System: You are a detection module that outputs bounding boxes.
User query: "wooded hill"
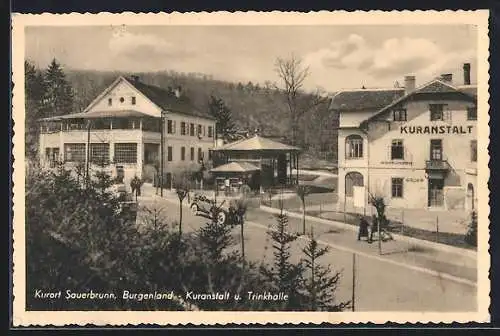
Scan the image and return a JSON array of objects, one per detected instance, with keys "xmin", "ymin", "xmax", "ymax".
[{"xmin": 25, "ymin": 60, "xmax": 339, "ymax": 167}]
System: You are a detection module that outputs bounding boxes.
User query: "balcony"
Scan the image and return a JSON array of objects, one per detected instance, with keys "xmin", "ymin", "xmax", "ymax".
[{"xmin": 425, "ymin": 159, "xmax": 451, "ymax": 171}]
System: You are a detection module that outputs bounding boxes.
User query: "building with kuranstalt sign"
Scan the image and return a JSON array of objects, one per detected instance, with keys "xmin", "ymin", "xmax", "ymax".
[
  {"xmin": 331, "ymin": 63, "xmax": 477, "ymax": 211},
  {"xmin": 38, "ymin": 75, "xmax": 216, "ymax": 188}
]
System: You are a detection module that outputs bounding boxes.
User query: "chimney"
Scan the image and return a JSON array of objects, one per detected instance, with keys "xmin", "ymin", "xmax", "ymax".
[
  {"xmin": 463, "ymin": 63, "xmax": 471, "ymax": 85},
  {"xmin": 404, "ymin": 75, "xmax": 416, "ymax": 93},
  {"xmin": 440, "ymin": 73, "xmax": 453, "ymax": 84},
  {"xmin": 174, "ymin": 86, "xmax": 182, "ymax": 98}
]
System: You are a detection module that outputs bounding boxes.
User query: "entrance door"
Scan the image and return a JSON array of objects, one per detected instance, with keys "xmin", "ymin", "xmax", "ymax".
[
  {"xmin": 428, "ymin": 178, "xmax": 444, "ymax": 207},
  {"xmin": 430, "ymin": 139, "xmax": 443, "ymax": 160}
]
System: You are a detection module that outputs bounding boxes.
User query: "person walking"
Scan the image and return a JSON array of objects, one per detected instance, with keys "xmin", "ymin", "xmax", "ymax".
[{"xmin": 358, "ymin": 215, "xmax": 369, "ymax": 242}]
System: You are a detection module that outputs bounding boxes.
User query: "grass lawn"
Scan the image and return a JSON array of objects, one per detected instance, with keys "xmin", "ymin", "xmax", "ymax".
[{"xmin": 307, "ymin": 210, "xmax": 476, "ymax": 251}]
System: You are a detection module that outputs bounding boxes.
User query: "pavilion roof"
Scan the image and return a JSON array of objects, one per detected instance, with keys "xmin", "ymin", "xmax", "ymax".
[{"xmin": 213, "ymin": 135, "xmax": 300, "ymax": 152}]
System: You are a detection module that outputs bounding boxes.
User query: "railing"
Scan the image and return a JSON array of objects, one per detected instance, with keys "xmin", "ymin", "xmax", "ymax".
[{"xmin": 425, "ymin": 159, "xmax": 450, "ymax": 171}]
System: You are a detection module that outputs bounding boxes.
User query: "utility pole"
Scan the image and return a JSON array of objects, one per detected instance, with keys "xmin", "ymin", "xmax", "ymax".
[
  {"xmin": 160, "ymin": 113, "xmax": 165, "ymax": 197},
  {"xmin": 85, "ymin": 119, "xmax": 91, "ymax": 187},
  {"xmin": 351, "ymin": 252, "xmax": 356, "ymax": 312},
  {"xmin": 378, "ymin": 215, "xmax": 382, "ymax": 255}
]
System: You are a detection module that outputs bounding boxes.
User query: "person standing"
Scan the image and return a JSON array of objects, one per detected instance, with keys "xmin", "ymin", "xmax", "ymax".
[{"xmin": 358, "ymin": 216, "xmax": 369, "ymax": 241}]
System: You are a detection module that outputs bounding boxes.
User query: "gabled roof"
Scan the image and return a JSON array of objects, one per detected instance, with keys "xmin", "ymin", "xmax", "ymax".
[
  {"xmin": 210, "ymin": 161, "xmax": 260, "ymax": 173},
  {"xmin": 40, "ymin": 109, "xmax": 155, "ymax": 121},
  {"xmin": 83, "ymin": 76, "xmax": 214, "ymax": 120},
  {"xmin": 126, "ymin": 77, "xmax": 215, "ymax": 120},
  {"xmin": 213, "ymin": 135, "xmax": 300, "ymax": 152},
  {"xmin": 457, "ymin": 85, "xmax": 478, "ymax": 98},
  {"xmin": 362, "ymin": 79, "xmax": 477, "ymax": 124},
  {"xmin": 329, "ymin": 88, "xmax": 405, "ymax": 111}
]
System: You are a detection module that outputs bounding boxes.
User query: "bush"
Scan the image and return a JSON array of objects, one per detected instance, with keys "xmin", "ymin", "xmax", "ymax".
[{"xmin": 465, "ymin": 211, "xmax": 478, "ymax": 247}]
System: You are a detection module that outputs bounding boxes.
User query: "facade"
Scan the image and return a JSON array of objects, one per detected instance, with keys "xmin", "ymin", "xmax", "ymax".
[
  {"xmin": 332, "ymin": 63, "xmax": 478, "ymax": 211},
  {"xmin": 39, "ymin": 76, "xmax": 216, "ymax": 187}
]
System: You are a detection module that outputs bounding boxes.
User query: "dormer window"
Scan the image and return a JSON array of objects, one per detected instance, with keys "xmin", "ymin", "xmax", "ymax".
[
  {"xmin": 131, "ymin": 96, "xmax": 136, "ymax": 105},
  {"xmin": 430, "ymin": 104, "xmax": 446, "ymax": 121},
  {"xmin": 393, "ymin": 108, "xmax": 407, "ymax": 121},
  {"xmin": 108, "ymin": 98, "xmax": 112, "ymax": 106}
]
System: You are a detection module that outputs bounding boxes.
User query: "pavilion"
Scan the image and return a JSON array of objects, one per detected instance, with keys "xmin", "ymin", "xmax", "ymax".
[{"xmin": 211, "ymin": 134, "xmax": 301, "ymax": 191}]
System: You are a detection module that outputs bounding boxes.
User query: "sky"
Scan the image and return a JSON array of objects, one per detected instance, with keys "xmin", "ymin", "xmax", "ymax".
[{"xmin": 25, "ymin": 25, "xmax": 478, "ymax": 93}]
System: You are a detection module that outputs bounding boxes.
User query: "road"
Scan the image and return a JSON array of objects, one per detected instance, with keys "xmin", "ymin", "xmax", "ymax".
[{"xmin": 136, "ymin": 194, "xmax": 477, "ymax": 312}]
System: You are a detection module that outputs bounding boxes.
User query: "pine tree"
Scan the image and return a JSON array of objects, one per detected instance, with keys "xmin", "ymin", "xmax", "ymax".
[
  {"xmin": 25, "ymin": 60, "xmax": 46, "ymax": 159},
  {"xmin": 207, "ymin": 95, "xmax": 236, "ymax": 140},
  {"xmin": 301, "ymin": 231, "xmax": 350, "ymax": 311},
  {"xmin": 42, "ymin": 58, "xmax": 75, "ymax": 118},
  {"xmin": 261, "ymin": 206, "xmax": 304, "ymax": 309}
]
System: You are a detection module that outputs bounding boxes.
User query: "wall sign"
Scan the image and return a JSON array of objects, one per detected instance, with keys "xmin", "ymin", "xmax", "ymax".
[
  {"xmin": 405, "ymin": 177, "xmax": 424, "ymax": 182},
  {"xmin": 400, "ymin": 125, "xmax": 474, "ymax": 135},
  {"xmin": 380, "ymin": 161, "xmax": 413, "ymax": 166}
]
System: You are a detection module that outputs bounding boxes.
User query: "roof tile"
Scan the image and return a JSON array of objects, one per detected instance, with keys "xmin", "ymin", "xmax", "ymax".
[{"xmin": 330, "ymin": 89, "xmax": 405, "ymax": 111}]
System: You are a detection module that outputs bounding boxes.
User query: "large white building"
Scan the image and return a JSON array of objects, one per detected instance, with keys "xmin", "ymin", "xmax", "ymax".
[
  {"xmin": 332, "ymin": 63, "xmax": 478, "ymax": 211},
  {"xmin": 39, "ymin": 76, "xmax": 216, "ymax": 187}
]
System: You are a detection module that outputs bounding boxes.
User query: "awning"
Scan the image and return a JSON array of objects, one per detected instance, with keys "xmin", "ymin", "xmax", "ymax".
[
  {"xmin": 40, "ymin": 109, "xmax": 158, "ymax": 121},
  {"xmin": 210, "ymin": 161, "xmax": 260, "ymax": 173}
]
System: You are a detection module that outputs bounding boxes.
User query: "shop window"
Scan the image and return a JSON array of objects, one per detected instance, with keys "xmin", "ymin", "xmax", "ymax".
[
  {"xmin": 64, "ymin": 143, "xmax": 86, "ymax": 162},
  {"xmin": 90, "ymin": 143, "xmax": 110, "ymax": 164},
  {"xmin": 114, "ymin": 143, "xmax": 137, "ymax": 163}
]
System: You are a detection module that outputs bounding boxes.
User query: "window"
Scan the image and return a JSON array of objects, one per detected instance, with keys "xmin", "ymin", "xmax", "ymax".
[
  {"xmin": 167, "ymin": 146, "xmax": 173, "ymax": 162},
  {"xmin": 345, "ymin": 172, "xmax": 364, "ymax": 197},
  {"xmin": 467, "ymin": 107, "xmax": 477, "ymax": 121},
  {"xmin": 108, "ymin": 98, "xmax": 112, "ymax": 106},
  {"xmin": 90, "ymin": 143, "xmax": 110, "ymax": 164},
  {"xmin": 131, "ymin": 96, "xmax": 136, "ymax": 105},
  {"xmin": 181, "ymin": 147, "xmax": 186, "ymax": 161},
  {"xmin": 119, "ymin": 97, "xmax": 125, "ymax": 103},
  {"xmin": 190, "ymin": 123, "xmax": 195, "ymax": 136},
  {"xmin": 190, "ymin": 147, "xmax": 195, "ymax": 161},
  {"xmin": 430, "ymin": 104, "xmax": 445, "ymax": 121},
  {"xmin": 208, "ymin": 126, "xmax": 213, "ymax": 138},
  {"xmin": 345, "ymin": 135, "xmax": 363, "ymax": 159},
  {"xmin": 391, "ymin": 178, "xmax": 404, "ymax": 198},
  {"xmin": 208, "ymin": 150, "xmax": 212, "ymax": 160},
  {"xmin": 180, "ymin": 122, "xmax": 187, "ymax": 135},
  {"xmin": 198, "ymin": 148, "xmax": 203, "ymax": 162},
  {"xmin": 114, "ymin": 143, "xmax": 137, "ymax": 163},
  {"xmin": 393, "ymin": 109, "xmax": 407, "ymax": 121},
  {"xmin": 391, "ymin": 139, "xmax": 404, "ymax": 160},
  {"xmin": 197, "ymin": 125, "xmax": 203, "ymax": 136},
  {"xmin": 167, "ymin": 120, "xmax": 173, "ymax": 134},
  {"xmin": 430, "ymin": 139, "xmax": 443, "ymax": 160},
  {"xmin": 64, "ymin": 143, "xmax": 86, "ymax": 162},
  {"xmin": 470, "ymin": 140, "xmax": 477, "ymax": 162}
]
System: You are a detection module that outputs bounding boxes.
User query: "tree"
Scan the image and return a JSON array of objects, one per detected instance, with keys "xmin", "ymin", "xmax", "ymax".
[
  {"xmin": 274, "ymin": 54, "xmax": 326, "ymax": 145},
  {"xmin": 208, "ymin": 95, "xmax": 236, "ymax": 140},
  {"xmin": 368, "ymin": 192, "xmax": 388, "ymax": 253},
  {"xmin": 296, "ymin": 185, "xmax": 311, "ymax": 235},
  {"xmin": 41, "ymin": 58, "xmax": 75, "ymax": 118},
  {"xmin": 173, "ymin": 171, "xmax": 191, "ymax": 236},
  {"xmin": 25, "ymin": 60, "xmax": 46, "ymax": 160},
  {"xmin": 261, "ymin": 204, "xmax": 304, "ymax": 309},
  {"xmin": 301, "ymin": 230, "xmax": 350, "ymax": 311}
]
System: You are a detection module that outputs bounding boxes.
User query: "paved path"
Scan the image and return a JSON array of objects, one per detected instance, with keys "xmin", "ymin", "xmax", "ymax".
[{"xmin": 137, "ymin": 186, "xmax": 477, "ymax": 312}]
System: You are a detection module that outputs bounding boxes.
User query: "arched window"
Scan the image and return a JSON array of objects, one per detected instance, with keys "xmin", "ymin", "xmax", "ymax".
[
  {"xmin": 345, "ymin": 172, "xmax": 364, "ymax": 197},
  {"xmin": 345, "ymin": 135, "xmax": 363, "ymax": 159}
]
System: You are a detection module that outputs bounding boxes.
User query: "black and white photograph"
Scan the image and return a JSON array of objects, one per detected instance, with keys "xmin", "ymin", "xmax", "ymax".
[{"xmin": 11, "ymin": 11, "xmax": 490, "ymax": 325}]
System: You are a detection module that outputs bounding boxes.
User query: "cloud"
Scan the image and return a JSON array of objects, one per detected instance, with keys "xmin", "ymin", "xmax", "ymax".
[
  {"xmin": 108, "ymin": 30, "xmax": 194, "ymax": 62},
  {"xmin": 304, "ymin": 34, "xmax": 476, "ymax": 80}
]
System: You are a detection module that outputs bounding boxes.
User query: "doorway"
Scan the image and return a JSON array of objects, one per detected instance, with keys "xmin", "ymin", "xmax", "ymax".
[{"xmin": 428, "ymin": 178, "xmax": 444, "ymax": 207}]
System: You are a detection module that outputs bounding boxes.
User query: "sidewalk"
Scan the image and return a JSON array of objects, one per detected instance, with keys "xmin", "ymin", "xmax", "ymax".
[{"xmin": 139, "ymin": 184, "xmax": 477, "ymax": 285}]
